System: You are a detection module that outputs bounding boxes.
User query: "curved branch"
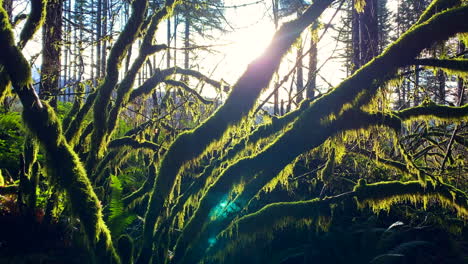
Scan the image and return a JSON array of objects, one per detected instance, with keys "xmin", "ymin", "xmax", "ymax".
[
  {"xmin": 18, "ymin": 0, "xmax": 46, "ymax": 49},
  {"xmin": 108, "ymin": 136, "xmax": 161, "ymax": 152},
  {"xmin": 139, "ymin": 1, "xmax": 335, "ymax": 262},
  {"xmin": 395, "ymin": 103, "xmax": 468, "ymax": 121},
  {"xmin": 163, "ymin": 80, "xmax": 214, "ymax": 105},
  {"xmin": 412, "ymin": 58, "xmax": 468, "ymax": 73},
  {"xmin": 129, "ymin": 66, "xmax": 228, "ymax": 103},
  {"xmin": 175, "ymin": 4, "xmax": 468, "ymax": 260},
  {"xmin": 0, "ymin": 4, "xmax": 119, "ymax": 263},
  {"xmin": 208, "ymin": 180, "xmax": 468, "ymax": 262},
  {"xmin": 88, "ymin": 0, "xmax": 148, "ymax": 166}
]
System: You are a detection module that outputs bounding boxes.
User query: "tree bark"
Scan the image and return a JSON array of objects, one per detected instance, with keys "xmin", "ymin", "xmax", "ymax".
[{"xmin": 40, "ymin": 0, "xmax": 63, "ymax": 108}]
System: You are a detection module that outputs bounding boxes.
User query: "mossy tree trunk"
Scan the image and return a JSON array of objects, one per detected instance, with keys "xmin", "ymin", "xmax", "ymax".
[
  {"xmin": 0, "ymin": 1, "xmax": 120, "ymax": 262},
  {"xmin": 40, "ymin": 0, "xmax": 63, "ymax": 108}
]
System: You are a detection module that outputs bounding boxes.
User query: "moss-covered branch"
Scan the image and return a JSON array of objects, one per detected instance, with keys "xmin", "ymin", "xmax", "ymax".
[
  {"xmin": 138, "ymin": 1, "xmax": 335, "ymax": 262},
  {"xmin": 0, "ymin": 66, "xmax": 11, "ymax": 102},
  {"xmin": 129, "ymin": 66, "xmax": 227, "ymax": 103},
  {"xmin": 174, "ymin": 110, "xmax": 401, "ymax": 263},
  {"xmin": 350, "ymin": 148, "xmax": 410, "ymax": 176},
  {"xmin": 0, "ymin": 3, "xmax": 119, "ymax": 263},
  {"xmin": 395, "ymin": 103, "xmax": 468, "ymax": 121},
  {"xmin": 353, "ymin": 180, "xmax": 468, "ymax": 217},
  {"xmin": 64, "ymin": 91, "xmax": 97, "ymax": 145},
  {"xmin": 207, "ymin": 180, "xmax": 468, "ymax": 262},
  {"xmin": 103, "ymin": 0, "xmax": 180, "ymax": 163},
  {"xmin": 412, "ymin": 58, "xmax": 468, "ymax": 74},
  {"xmin": 163, "ymin": 79, "xmax": 214, "ymax": 105},
  {"xmin": 17, "ymin": 0, "xmax": 46, "ymax": 49},
  {"xmin": 88, "ymin": 0, "xmax": 148, "ymax": 166},
  {"xmin": 173, "ymin": 4, "xmax": 468, "ymax": 263},
  {"xmin": 122, "ymin": 164, "xmax": 157, "ymax": 208},
  {"xmin": 108, "ymin": 136, "xmax": 161, "ymax": 152},
  {"xmin": 168, "ymin": 67, "xmax": 230, "ymax": 92},
  {"xmin": 62, "ymin": 82, "xmax": 85, "ymax": 131}
]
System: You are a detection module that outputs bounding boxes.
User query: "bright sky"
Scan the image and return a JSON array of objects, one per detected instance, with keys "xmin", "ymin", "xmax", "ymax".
[
  {"xmin": 191, "ymin": 0, "xmax": 347, "ymax": 105},
  {"xmin": 17, "ymin": 0, "xmax": 349, "ymax": 106}
]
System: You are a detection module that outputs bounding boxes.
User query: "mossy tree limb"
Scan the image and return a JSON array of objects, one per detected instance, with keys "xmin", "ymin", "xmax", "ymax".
[
  {"xmin": 17, "ymin": 0, "xmax": 46, "ymax": 49},
  {"xmin": 207, "ymin": 180, "xmax": 468, "ymax": 262},
  {"xmin": 137, "ymin": 1, "xmax": 335, "ymax": 263},
  {"xmin": 412, "ymin": 58, "xmax": 468, "ymax": 72},
  {"xmin": 175, "ymin": 110, "xmax": 401, "ymax": 264},
  {"xmin": 88, "ymin": 0, "xmax": 148, "ymax": 167},
  {"xmin": 64, "ymin": 91, "xmax": 97, "ymax": 145},
  {"xmin": 395, "ymin": 103, "xmax": 468, "ymax": 121},
  {"xmin": 103, "ymin": 0, "xmax": 180, "ymax": 163},
  {"xmin": 128, "ymin": 66, "xmax": 228, "ymax": 103},
  {"xmin": 0, "ymin": 3, "xmax": 119, "ymax": 263},
  {"xmin": 173, "ymin": 4, "xmax": 468, "ymax": 263},
  {"xmin": 163, "ymin": 79, "xmax": 214, "ymax": 105},
  {"xmin": 107, "ymin": 136, "xmax": 161, "ymax": 152}
]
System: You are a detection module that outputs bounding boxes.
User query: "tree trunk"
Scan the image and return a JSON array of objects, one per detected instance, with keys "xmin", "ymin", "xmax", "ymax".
[
  {"xmin": 360, "ymin": 0, "xmax": 379, "ymax": 64},
  {"xmin": 351, "ymin": 0, "xmax": 360, "ymax": 73},
  {"xmin": 41, "ymin": 0, "xmax": 63, "ymax": 108},
  {"xmin": 96, "ymin": 0, "xmax": 102, "ymax": 78},
  {"xmin": 306, "ymin": 26, "xmax": 317, "ymax": 99},
  {"xmin": 184, "ymin": 13, "xmax": 190, "ymax": 70},
  {"xmin": 295, "ymin": 46, "xmax": 304, "ymax": 104},
  {"xmin": 101, "ymin": 0, "xmax": 108, "ymax": 76}
]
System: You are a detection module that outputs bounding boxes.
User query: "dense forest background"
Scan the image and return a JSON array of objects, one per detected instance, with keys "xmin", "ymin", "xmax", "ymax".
[{"xmin": 0, "ymin": 0, "xmax": 468, "ymax": 263}]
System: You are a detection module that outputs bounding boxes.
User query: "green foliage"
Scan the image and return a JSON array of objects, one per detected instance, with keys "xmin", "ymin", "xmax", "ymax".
[
  {"xmin": 0, "ymin": 111, "xmax": 24, "ymax": 175},
  {"xmin": 108, "ymin": 174, "xmax": 136, "ymax": 238}
]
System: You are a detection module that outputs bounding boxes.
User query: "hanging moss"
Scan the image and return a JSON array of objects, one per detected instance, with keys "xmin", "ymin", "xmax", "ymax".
[
  {"xmin": 412, "ymin": 58, "xmax": 468, "ymax": 76},
  {"xmin": 395, "ymin": 103, "xmax": 468, "ymax": 121},
  {"xmin": 318, "ymin": 149, "xmax": 336, "ymax": 183},
  {"xmin": 353, "ymin": 180, "xmax": 468, "ymax": 218},
  {"xmin": 350, "ymin": 149, "xmax": 410, "ymax": 176},
  {"xmin": 173, "ymin": 111, "xmax": 401, "ymax": 264},
  {"xmin": 0, "ymin": 5, "xmax": 32, "ymax": 87},
  {"xmin": 207, "ymin": 179, "xmax": 468, "ymax": 263},
  {"xmin": 0, "ymin": 69, "xmax": 11, "ymax": 102},
  {"xmin": 88, "ymin": 0, "xmax": 148, "ymax": 166},
  {"xmin": 0, "ymin": 3, "xmax": 120, "ymax": 262},
  {"xmin": 62, "ymin": 82, "xmax": 85, "ymax": 130},
  {"xmin": 17, "ymin": 0, "xmax": 47, "ymax": 49},
  {"xmin": 141, "ymin": 1, "xmax": 336, "ymax": 263},
  {"xmin": 107, "ymin": 136, "xmax": 161, "ymax": 152},
  {"xmin": 174, "ymin": 5, "xmax": 468, "ymax": 261}
]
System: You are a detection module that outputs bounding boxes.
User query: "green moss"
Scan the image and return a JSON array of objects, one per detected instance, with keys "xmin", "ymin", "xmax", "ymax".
[
  {"xmin": 0, "ymin": 5, "xmax": 32, "ymax": 87},
  {"xmin": 414, "ymin": 58, "xmax": 468, "ymax": 77},
  {"xmin": 18, "ymin": 0, "xmax": 47, "ymax": 49},
  {"xmin": 62, "ymin": 82, "xmax": 85, "ymax": 130},
  {"xmin": 0, "ymin": 3, "xmax": 119, "ymax": 262},
  {"xmin": 353, "ymin": 180, "xmax": 468, "ymax": 218},
  {"xmin": 395, "ymin": 103, "xmax": 468, "ymax": 121},
  {"xmin": 0, "ymin": 69, "xmax": 11, "ymax": 102},
  {"xmin": 89, "ymin": 0, "xmax": 149, "ymax": 166},
  {"xmin": 145, "ymin": 2, "xmax": 336, "ymax": 262},
  {"xmin": 318, "ymin": 149, "xmax": 335, "ymax": 183},
  {"xmin": 173, "ymin": 6, "xmax": 468, "ymax": 262}
]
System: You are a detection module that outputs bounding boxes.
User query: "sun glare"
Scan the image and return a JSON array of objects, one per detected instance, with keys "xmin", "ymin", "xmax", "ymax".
[{"xmin": 225, "ymin": 24, "xmax": 275, "ymax": 72}]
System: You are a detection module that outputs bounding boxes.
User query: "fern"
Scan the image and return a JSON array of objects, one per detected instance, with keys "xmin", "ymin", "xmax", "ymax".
[{"xmin": 108, "ymin": 174, "xmax": 136, "ymax": 237}]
